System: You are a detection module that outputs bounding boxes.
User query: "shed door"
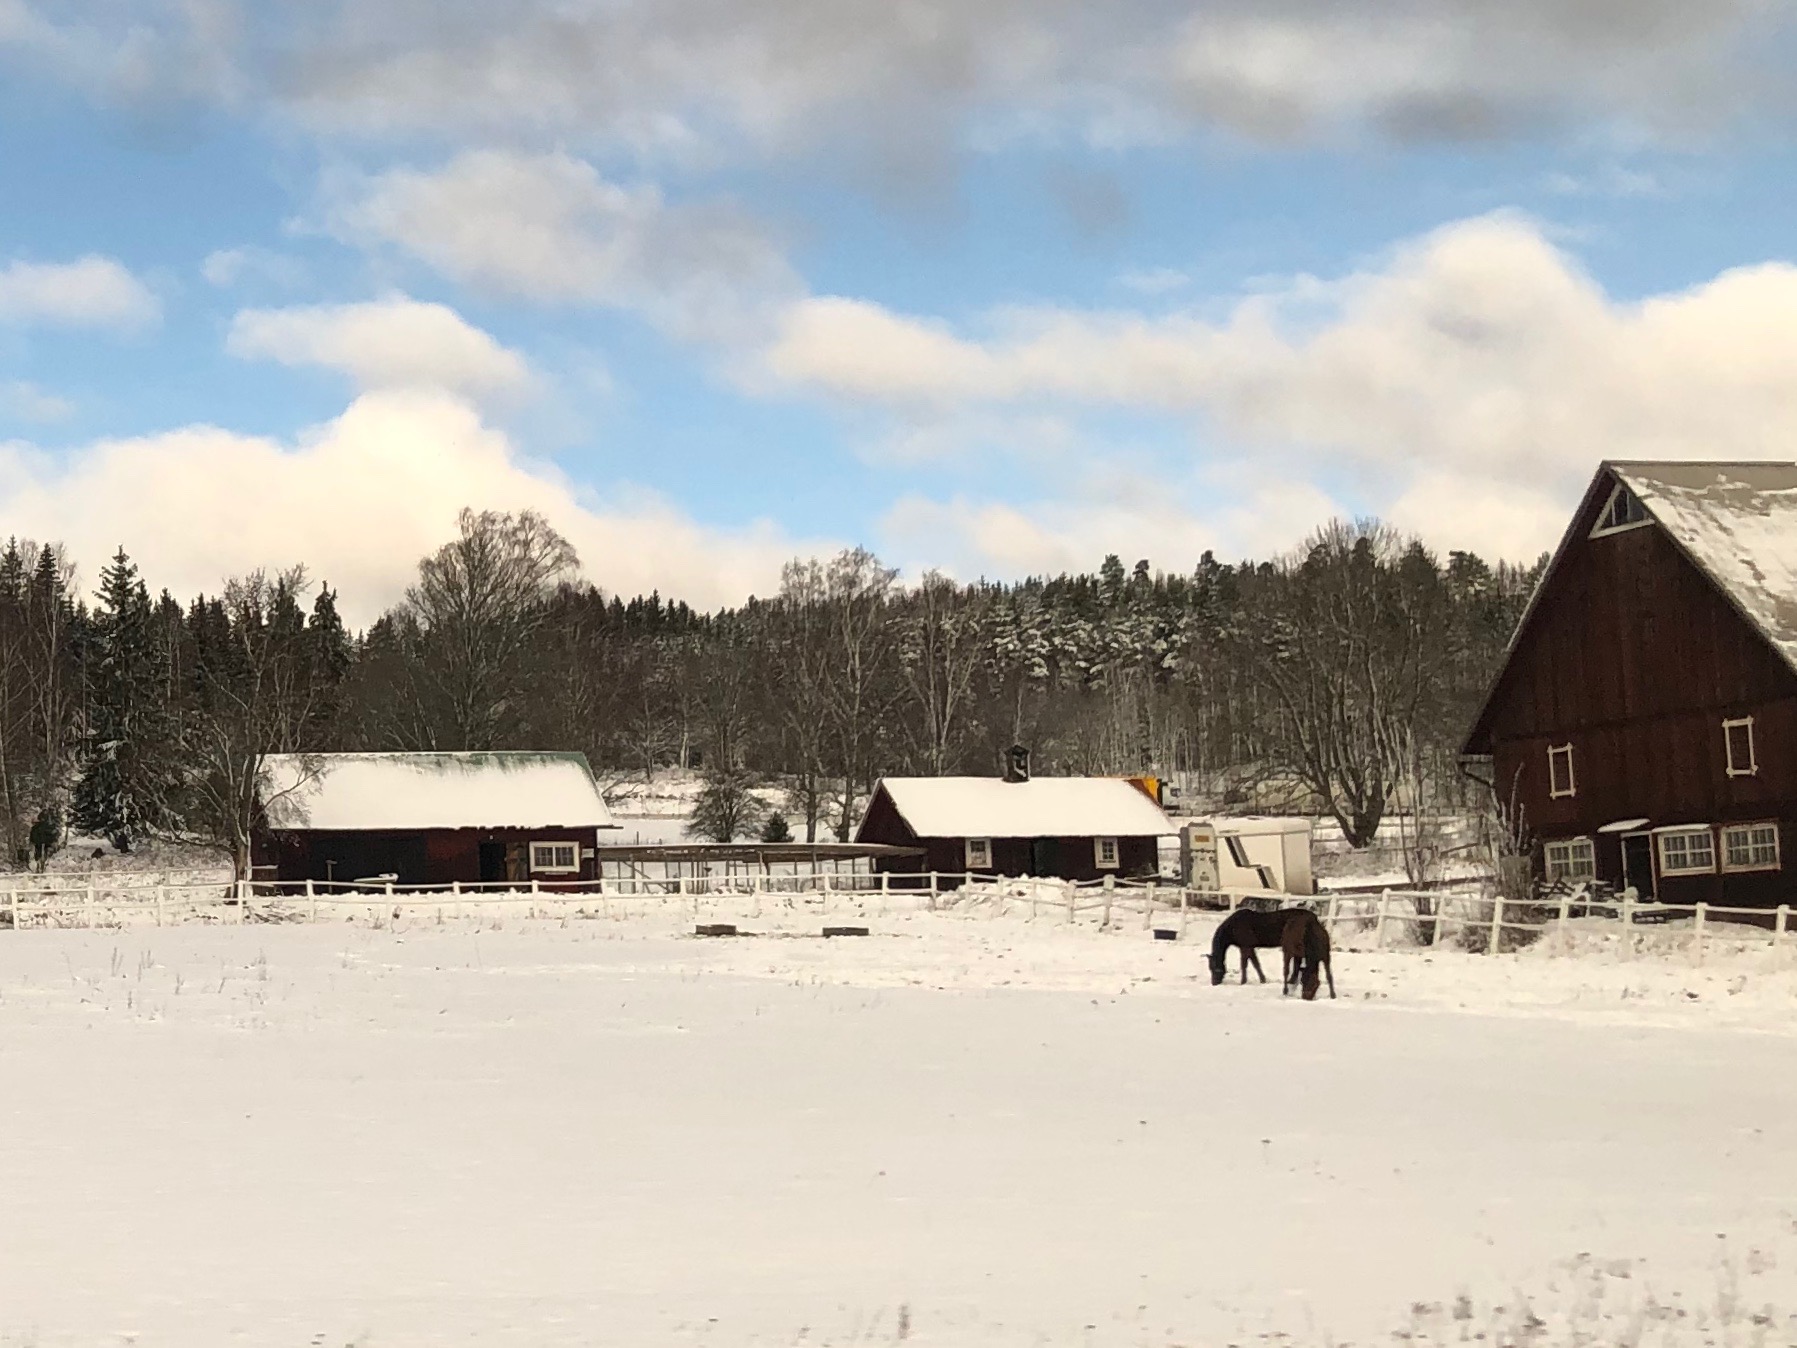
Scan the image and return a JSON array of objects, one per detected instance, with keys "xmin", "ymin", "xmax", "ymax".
[
  {"xmin": 1030, "ymin": 838, "xmax": 1058, "ymax": 877},
  {"xmin": 478, "ymin": 842, "xmax": 507, "ymax": 884},
  {"xmin": 1620, "ymin": 832, "xmax": 1656, "ymax": 900}
]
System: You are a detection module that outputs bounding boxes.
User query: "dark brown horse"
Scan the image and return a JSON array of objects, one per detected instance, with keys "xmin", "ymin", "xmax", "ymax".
[
  {"xmin": 1280, "ymin": 909, "xmax": 1336, "ymax": 1000},
  {"xmin": 1210, "ymin": 907, "xmax": 1309, "ymax": 985}
]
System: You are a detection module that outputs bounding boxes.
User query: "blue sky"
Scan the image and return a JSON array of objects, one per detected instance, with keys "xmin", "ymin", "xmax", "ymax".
[{"xmin": 3, "ymin": 2, "xmax": 1797, "ymax": 622}]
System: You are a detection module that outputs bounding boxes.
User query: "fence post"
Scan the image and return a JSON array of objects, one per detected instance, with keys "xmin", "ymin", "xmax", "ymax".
[
  {"xmin": 307, "ymin": 877, "xmax": 317, "ymax": 923},
  {"xmin": 1179, "ymin": 888, "xmax": 1189, "ymax": 938},
  {"xmin": 1487, "ymin": 893, "xmax": 1503, "ymax": 955},
  {"xmin": 1142, "ymin": 878, "xmax": 1153, "ymax": 930},
  {"xmin": 1431, "ymin": 895, "xmax": 1449, "ymax": 948},
  {"xmin": 86, "ymin": 883, "xmax": 94, "ymax": 929},
  {"xmin": 451, "ymin": 879, "xmax": 461, "ymax": 923},
  {"xmin": 1693, "ymin": 901, "xmax": 1708, "ymax": 965},
  {"xmin": 8, "ymin": 883, "xmax": 16, "ymax": 931},
  {"xmin": 1776, "ymin": 904, "xmax": 1789, "ymax": 948},
  {"xmin": 1620, "ymin": 891, "xmax": 1635, "ymax": 959},
  {"xmin": 1374, "ymin": 889, "xmax": 1390, "ymax": 949},
  {"xmin": 1326, "ymin": 892, "xmax": 1339, "ymax": 935},
  {"xmin": 928, "ymin": 871, "xmax": 937, "ymax": 911},
  {"xmin": 1557, "ymin": 891, "xmax": 1571, "ymax": 946},
  {"xmin": 1065, "ymin": 879, "xmax": 1076, "ymax": 924},
  {"xmin": 155, "ymin": 883, "xmax": 165, "ymax": 928},
  {"xmin": 1102, "ymin": 876, "xmax": 1113, "ymax": 930},
  {"xmin": 880, "ymin": 870, "xmax": 889, "ymax": 915}
]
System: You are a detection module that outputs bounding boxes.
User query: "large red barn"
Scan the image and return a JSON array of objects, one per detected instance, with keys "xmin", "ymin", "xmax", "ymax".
[{"xmin": 1462, "ymin": 461, "xmax": 1797, "ymax": 906}]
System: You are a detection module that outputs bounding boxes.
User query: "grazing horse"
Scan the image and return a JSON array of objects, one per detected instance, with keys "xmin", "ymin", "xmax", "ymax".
[
  {"xmin": 1280, "ymin": 909, "xmax": 1336, "ymax": 1000},
  {"xmin": 1210, "ymin": 907, "xmax": 1309, "ymax": 985}
]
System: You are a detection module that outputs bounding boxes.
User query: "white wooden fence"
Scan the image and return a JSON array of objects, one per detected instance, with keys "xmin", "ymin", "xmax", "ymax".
[{"xmin": 0, "ymin": 870, "xmax": 1792, "ymax": 962}]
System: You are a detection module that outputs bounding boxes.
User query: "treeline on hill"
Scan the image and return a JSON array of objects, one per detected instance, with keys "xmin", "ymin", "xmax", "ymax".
[{"xmin": 0, "ymin": 509, "xmax": 1544, "ymax": 875}]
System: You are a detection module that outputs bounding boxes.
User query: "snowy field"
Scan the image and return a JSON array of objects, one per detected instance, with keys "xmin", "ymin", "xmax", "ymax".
[{"xmin": 3, "ymin": 903, "xmax": 1796, "ymax": 1346}]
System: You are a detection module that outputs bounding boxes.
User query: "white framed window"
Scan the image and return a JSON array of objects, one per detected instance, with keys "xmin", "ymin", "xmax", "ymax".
[
  {"xmin": 1656, "ymin": 827, "xmax": 1716, "ymax": 875},
  {"xmin": 1590, "ymin": 482, "xmax": 1651, "ymax": 537},
  {"xmin": 1721, "ymin": 821, "xmax": 1781, "ymax": 873},
  {"xmin": 1543, "ymin": 837, "xmax": 1595, "ymax": 883},
  {"xmin": 1548, "ymin": 743, "xmax": 1576, "ymax": 799},
  {"xmin": 1724, "ymin": 717, "xmax": 1758, "ymax": 777},
  {"xmin": 1094, "ymin": 836, "xmax": 1120, "ymax": 869},
  {"xmin": 529, "ymin": 841, "xmax": 580, "ymax": 874},
  {"xmin": 965, "ymin": 837, "xmax": 992, "ymax": 869}
]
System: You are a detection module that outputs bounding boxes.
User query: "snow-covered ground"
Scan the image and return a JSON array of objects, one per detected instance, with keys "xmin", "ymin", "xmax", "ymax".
[{"xmin": 3, "ymin": 902, "xmax": 1795, "ymax": 1346}]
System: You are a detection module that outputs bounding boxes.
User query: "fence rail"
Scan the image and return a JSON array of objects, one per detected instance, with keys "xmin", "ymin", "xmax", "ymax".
[{"xmin": 0, "ymin": 870, "xmax": 1791, "ymax": 961}]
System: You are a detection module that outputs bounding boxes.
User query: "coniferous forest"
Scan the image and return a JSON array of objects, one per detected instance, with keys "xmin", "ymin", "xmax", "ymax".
[{"xmin": 0, "ymin": 509, "xmax": 1545, "ymax": 873}]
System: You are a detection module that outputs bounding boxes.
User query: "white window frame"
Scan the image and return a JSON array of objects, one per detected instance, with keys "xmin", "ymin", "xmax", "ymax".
[
  {"xmin": 1094, "ymin": 836, "xmax": 1120, "ymax": 870},
  {"xmin": 529, "ymin": 840, "xmax": 580, "ymax": 874},
  {"xmin": 1721, "ymin": 821, "xmax": 1781, "ymax": 873},
  {"xmin": 1655, "ymin": 826, "xmax": 1716, "ymax": 876},
  {"xmin": 1543, "ymin": 837, "xmax": 1595, "ymax": 883},
  {"xmin": 1589, "ymin": 482, "xmax": 1652, "ymax": 538},
  {"xmin": 965, "ymin": 837, "xmax": 992, "ymax": 870},
  {"xmin": 1547, "ymin": 743, "xmax": 1577, "ymax": 799},
  {"xmin": 1724, "ymin": 716, "xmax": 1758, "ymax": 777}
]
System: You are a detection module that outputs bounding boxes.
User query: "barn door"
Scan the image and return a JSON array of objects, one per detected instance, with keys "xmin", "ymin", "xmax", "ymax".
[
  {"xmin": 1620, "ymin": 831, "xmax": 1656, "ymax": 900},
  {"xmin": 477, "ymin": 842, "xmax": 506, "ymax": 884}
]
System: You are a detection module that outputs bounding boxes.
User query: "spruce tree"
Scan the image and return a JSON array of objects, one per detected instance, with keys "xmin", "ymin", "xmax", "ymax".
[{"xmin": 71, "ymin": 548, "xmax": 180, "ymax": 850}]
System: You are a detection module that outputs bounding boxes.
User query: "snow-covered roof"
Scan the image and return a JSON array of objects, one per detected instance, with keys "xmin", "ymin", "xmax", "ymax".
[
  {"xmin": 260, "ymin": 752, "xmax": 616, "ymax": 832},
  {"xmin": 861, "ymin": 776, "xmax": 1172, "ymax": 840},
  {"xmin": 1611, "ymin": 461, "xmax": 1797, "ymax": 672}
]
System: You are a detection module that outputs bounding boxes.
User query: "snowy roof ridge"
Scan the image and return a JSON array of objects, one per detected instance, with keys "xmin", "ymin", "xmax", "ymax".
[
  {"xmin": 260, "ymin": 751, "xmax": 616, "ymax": 832},
  {"xmin": 1610, "ymin": 461, "xmax": 1797, "ymax": 674},
  {"xmin": 862, "ymin": 776, "xmax": 1172, "ymax": 840}
]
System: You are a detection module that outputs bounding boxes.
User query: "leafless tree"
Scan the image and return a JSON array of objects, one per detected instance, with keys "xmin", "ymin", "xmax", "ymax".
[{"xmin": 401, "ymin": 509, "xmax": 579, "ymax": 749}]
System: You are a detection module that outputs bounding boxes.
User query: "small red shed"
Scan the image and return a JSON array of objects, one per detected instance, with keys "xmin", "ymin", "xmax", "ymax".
[{"xmin": 253, "ymin": 751, "xmax": 617, "ymax": 887}]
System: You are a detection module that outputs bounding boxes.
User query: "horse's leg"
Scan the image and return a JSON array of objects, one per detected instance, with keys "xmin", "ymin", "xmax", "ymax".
[
  {"xmin": 1249, "ymin": 947, "xmax": 1267, "ymax": 984},
  {"xmin": 1238, "ymin": 944, "xmax": 1249, "ymax": 984},
  {"xmin": 1325, "ymin": 955, "xmax": 1336, "ymax": 999}
]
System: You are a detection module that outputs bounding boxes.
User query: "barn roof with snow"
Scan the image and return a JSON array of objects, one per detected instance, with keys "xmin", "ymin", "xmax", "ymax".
[
  {"xmin": 1607, "ymin": 461, "xmax": 1797, "ymax": 673},
  {"xmin": 855, "ymin": 776, "xmax": 1172, "ymax": 841},
  {"xmin": 260, "ymin": 752, "xmax": 616, "ymax": 832}
]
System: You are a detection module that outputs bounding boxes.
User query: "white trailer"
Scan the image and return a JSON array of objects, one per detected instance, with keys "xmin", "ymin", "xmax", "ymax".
[{"xmin": 1178, "ymin": 816, "xmax": 1314, "ymax": 895}]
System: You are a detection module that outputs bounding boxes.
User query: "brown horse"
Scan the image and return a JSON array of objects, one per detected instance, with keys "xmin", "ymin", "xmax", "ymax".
[
  {"xmin": 1280, "ymin": 909, "xmax": 1336, "ymax": 1000},
  {"xmin": 1210, "ymin": 907, "xmax": 1312, "ymax": 985}
]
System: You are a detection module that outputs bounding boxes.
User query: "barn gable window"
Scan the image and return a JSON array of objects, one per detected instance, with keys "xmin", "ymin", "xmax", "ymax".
[
  {"xmin": 529, "ymin": 841, "xmax": 579, "ymax": 874},
  {"xmin": 1721, "ymin": 821, "xmax": 1781, "ymax": 872},
  {"xmin": 1656, "ymin": 827, "xmax": 1716, "ymax": 875},
  {"xmin": 1590, "ymin": 482, "xmax": 1651, "ymax": 537},
  {"xmin": 1543, "ymin": 837, "xmax": 1595, "ymax": 883},
  {"xmin": 1724, "ymin": 717, "xmax": 1758, "ymax": 777},
  {"xmin": 1547, "ymin": 743, "xmax": 1576, "ymax": 799},
  {"xmin": 965, "ymin": 837, "xmax": 992, "ymax": 869},
  {"xmin": 1094, "ymin": 836, "xmax": 1120, "ymax": 869}
]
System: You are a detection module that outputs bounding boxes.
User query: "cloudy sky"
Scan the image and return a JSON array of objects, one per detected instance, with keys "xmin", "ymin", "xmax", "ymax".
[{"xmin": 4, "ymin": 1, "xmax": 1797, "ymax": 621}]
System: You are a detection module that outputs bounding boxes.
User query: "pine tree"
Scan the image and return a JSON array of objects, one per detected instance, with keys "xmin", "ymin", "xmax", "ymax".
[{"xmin": 71, "ymin": 548, "xmax": 180, "ymax": 850}]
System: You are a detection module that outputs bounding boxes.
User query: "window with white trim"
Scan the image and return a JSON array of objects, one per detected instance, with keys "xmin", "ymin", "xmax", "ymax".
[
  {"xmin": 1094, "ymin": 836, "xmax": 1120, "ymax": 869},
  {"xmin": 1543, "ymin": 837, "xmax": 1595, "ymax": 883},
  {"xmin": 1590, "ymin": 482, "xmax": 1650, "ymax": 536},
  {"xmin": 965, "ymin": 837, "xmax": 992, "ymax": 869},
  {"xmin": 1724, "ymin": 717, "xmax": 1758, "ymax": 777},
  {"xmin": 1656, "ymin": 827, "xmax": 1716, "ymax": 875},
  {"xmin": 1721, "ymin": 821, "xmax": 1781, "ymax": 873},
  {"xmin": 1548, "ymin": 743, "xmax": 1576, "ymax": 799},
  {"xmin": 529, "ymin": 841, "xmax": 580, "ymax": 874}
]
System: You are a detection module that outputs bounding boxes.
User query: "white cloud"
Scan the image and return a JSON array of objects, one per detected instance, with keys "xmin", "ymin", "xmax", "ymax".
[
  {"xmin": 0, "ymin": 255, "xmax": 159, "ymax": 331},
  {"xmin": 0, "ymin": 390, "xmax": 821, "ymax": 625},
  {"xmin": 227, "ymin": 296, "xmax": 532, "ymax": 399},
  {"xmin": 762, "ymin": 212, "xmax": 1797, "ymax": 559},
  {"xmin": 880, "ymin": 467, "xmax": 1341, "ymax": 578},
  {"xmin": 326, "ymin": 150, "xmax": 798, "ymax": 343}
]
